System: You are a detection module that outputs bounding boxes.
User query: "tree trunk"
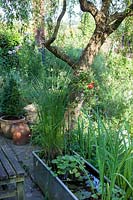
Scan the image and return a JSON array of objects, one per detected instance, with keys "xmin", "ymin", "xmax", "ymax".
[
  {"xmin": 75, "ymin": 28, "xmax": 109, "ymax": 73},
  {"xmin": 67, "ymin": 29, "xmax": 109, "ymax": 129},
  {"xmin": 32, "ymin": 0, "xmax": 45, "ymax": 63},
  {"xmin": 33, "ymin": 0, "xmax": 45, "ymax": 47},
  {"xmin": 43, "ymin": 0, "xmax": 133, "ymax": 130}
]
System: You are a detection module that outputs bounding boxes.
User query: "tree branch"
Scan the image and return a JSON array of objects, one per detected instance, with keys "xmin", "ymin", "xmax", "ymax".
[
  {"xmin": 79, "ymin": 0, "xmax": 98, "ymax": 18},
  {"xmin": 45, "ymin": 0, "xmax": 66, "ymax": 46},
  {"xmin": 44, "ymin": 1, "xmax": 132, "ymax": 70},
  {"xmin": 101, "ymin": 0, "xmax": 111, "ymax": 14},
  {"xmin": 107, "ymin": 18, "xmax": 124, "ymax": 34},
  {"xmin": 44, "ymin": 0, "xmax": 76, "ymax": 68},
  {"xmin": 109, "ymin": 3, "xmax": 133, "ymax": 24},
  {"xmin": 46, "ymin": 45, "xmax": 76, "ymax": 69}
]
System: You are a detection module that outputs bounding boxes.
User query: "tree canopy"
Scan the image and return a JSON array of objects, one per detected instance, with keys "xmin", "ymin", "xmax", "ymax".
[
  {"xmin": 0, "ymin": 0, "xmax": 132, "ymax": 69},
  {"xmin": 43, "ymin": 0, "xmax": 133, "ymax": 71}
]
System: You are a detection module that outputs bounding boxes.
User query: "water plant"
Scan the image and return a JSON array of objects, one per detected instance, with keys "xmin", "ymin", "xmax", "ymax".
[
  {"xmin": 52, "ymin": 154, "xmax": 85, "ymax": 180},
  {"xmin": 30, "ymin": 66, "xmax": 72, "ymax": 160},
  {"xmin": 73, "ymin": 112, "xmax": 133, "ymax": 199},
  {"xmin": 51, "ymin": 154, "xmax": 100, "ymax": 199}
]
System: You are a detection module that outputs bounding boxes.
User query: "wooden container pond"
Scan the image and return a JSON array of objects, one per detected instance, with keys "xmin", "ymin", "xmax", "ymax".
[{"xmin": 32, "ymin": 151, "xmax": 111, "ymax": 200}]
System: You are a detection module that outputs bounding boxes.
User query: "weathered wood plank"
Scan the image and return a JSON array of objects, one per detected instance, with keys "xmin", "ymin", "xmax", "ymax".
[
  {"xmin": 1, "ymin": 145, "xmax": 25, "ymax": 176},
  {"xmin": 0, "ymin": 176, "xmax": 24, "ymax": 185},
  {"xmin": 0, "ymin": 162, "xmax": 8, "ymax": 180},
  {"xmin": 0, "ymin": 189, "xmax": 16, "ymax": 199},
  {"xmin": 0, "ymin": 145, "xmax": 25, "ymax": 200},
  {"xmin": 17, "ymin": 181, "xmax": 25, "ymax": 200},
  {"xmin": 0, "ymin": 149, "xmax": 16, "ymax": 178}
]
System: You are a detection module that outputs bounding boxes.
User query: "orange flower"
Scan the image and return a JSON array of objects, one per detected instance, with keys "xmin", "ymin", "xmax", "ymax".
[{"xmin": 87, "ymin": 82, "xmax": 94, "ymax": 89}]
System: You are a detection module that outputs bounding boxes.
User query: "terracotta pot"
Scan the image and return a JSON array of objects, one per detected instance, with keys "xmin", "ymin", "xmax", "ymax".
[
  {"xmin": 12, "ymin": 123, "xmax": 31, "ymax": 145},
  {"xmin": 0, "ymin": 116, "xmax": 31, "ymax": 145}
]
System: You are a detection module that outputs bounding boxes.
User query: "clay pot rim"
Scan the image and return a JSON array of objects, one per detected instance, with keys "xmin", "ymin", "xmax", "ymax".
[{"xmin": 0, "ymin": 115, "xmax": 26, "ymax": 124}]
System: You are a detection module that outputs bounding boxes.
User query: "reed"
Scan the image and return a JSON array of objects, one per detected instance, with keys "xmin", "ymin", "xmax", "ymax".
[
  {"xmin": 30, "ymin": 67, "xmax": 71, "ymax": 160},
  {"xmin": 75, "ymin": 112, "xmax": 133, "ymax": 199}
]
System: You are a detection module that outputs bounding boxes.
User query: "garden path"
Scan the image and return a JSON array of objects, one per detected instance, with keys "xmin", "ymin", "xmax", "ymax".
[{"xmin": 0, "ymin": 133, "xmax": 44, "ymax": 200}]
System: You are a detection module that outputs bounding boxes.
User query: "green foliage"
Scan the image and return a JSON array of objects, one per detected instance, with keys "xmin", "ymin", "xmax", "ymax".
[
  {"xmin": 0, "ymin": 0, "xmax": 31, "ymax": 24},
  {"xmin": 0, "ymin": 3, "xmax": 132, "ymax": 199},
  {"xmin": 70, "ymin": 116, "xmax": 96, "ymax": 162},
  {"xmin": 74, "ymin": 113, "xmax": 133, "ymax": 199},
  {"xmin": 52, "ymin": 153, "xmax": 100, "ymax": 199},
  {"xmin": 1, "ymin": 72, "xmax": 25, "ymax": 116},
  {"xmin": 29, "ymin": 66, "xmax": 72, "ymax": 160},
  {"xmin": 18, "ymin": 38, "xmax": 43, "ymax": 78},
  {"xmin": 87, "ymin": 53, "xmax": 133, "ymax": 126},
  {"xmin": 52, "ymin": 154, "xmax": 85, "ymax": 180},
  {"xmin": 44, "ymin": 48, "xmax": 71, "ymax": 70},
  {"xmin": 111, "ymin": 16, "xmax": 133, "ymax": 56},
  {"xmin": 94, "ymin": 116, "xmax": 133, "ymax": 199},
  {"xmin": 78, "ymin": 13, "xmax": 95, "ymax": 45},
  {"xmin": 0, "ymin": 28, "xmax": 21, "ymax": 70}
]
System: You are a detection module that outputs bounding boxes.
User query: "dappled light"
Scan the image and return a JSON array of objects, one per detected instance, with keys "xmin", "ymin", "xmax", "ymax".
[{"xmin": 0, "ymin": 0, "xmax": 132, "ymax": 199}]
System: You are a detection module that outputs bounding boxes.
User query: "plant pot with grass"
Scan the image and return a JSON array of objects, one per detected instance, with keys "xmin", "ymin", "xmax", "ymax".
[{"xmin": 0, "ymin": 72, "xmax": 31, "ymax": 144}]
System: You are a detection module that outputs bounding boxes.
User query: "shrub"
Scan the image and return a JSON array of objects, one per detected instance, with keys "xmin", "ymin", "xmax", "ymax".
[
  {"xmin": 88, "ymin": 53, "xmax": 133, "ymax": 126},
  {"xmin": 1, "ymin": 72, "xmax": 25, "ymax": 117},
  {"xmin": 0, "ymin": 29, "xmax": 21, "ymax": 70},
  {"xmin": 18, "ymin": 38, "xmax": 43, "ymax": 78}
]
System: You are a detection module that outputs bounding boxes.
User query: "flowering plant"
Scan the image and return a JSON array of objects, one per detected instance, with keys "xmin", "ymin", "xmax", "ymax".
[{"xmin": 87, "ymin": 82, "xmax": 95, "ymax": 89}]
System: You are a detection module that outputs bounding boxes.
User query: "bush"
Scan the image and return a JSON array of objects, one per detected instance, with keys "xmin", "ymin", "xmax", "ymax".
[
  {"xmin": 18, "ymin": 38, "xmax": 43, "ymax": 78},
  {"xmin": 1, "ymin": 72, "xmax": 25, "ymax": 117},
  {"xmin": 0, "ymin": 29, "xmax": 21, "ymax": 70},
  {"xmin": 89, "ymin": 53, "xmax": 133, "ymax": 124}
]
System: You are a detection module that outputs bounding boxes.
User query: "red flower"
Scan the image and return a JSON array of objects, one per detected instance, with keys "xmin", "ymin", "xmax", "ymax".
[{"xmin": 87, "ymin": 82, "xmax": 94, "ymax": 89}]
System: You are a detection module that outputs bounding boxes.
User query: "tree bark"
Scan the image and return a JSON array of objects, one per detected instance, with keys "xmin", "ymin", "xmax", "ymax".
[
  {"xmin": 33, "ymin": 0, "xmax": 45, "ymax": 47},
  {"xmin": 75, "ymin": 28, "xmax": 109, "ymax": 73}
]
